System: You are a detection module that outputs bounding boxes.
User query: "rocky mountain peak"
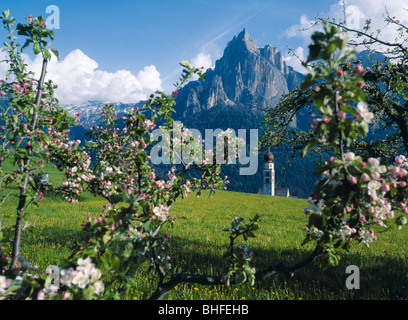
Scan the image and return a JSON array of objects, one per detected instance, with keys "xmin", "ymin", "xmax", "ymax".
[
  {"xmin": 232, "ymin": 28, "xmax": 259, "ymax": 53},
  {"xmin": 174, "ymin": 28, "xmax": 304, "ymax": 118}
]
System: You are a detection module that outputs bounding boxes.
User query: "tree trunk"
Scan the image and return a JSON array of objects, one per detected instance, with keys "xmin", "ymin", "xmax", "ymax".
[{"xmin": 10, "ymin": 58, "xmax": 48, "ymax": 269}]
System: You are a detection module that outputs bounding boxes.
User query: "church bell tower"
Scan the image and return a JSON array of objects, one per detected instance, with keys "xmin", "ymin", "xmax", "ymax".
[{"xmin": 262, "ymin": 148, "xmax": 275, "ymax": 196}]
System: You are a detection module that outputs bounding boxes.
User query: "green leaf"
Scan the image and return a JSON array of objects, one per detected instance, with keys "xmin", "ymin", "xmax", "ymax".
[
  {"xmin": 341, "ymin": 105, "xmax": 358, "ymax": 114},
  {"xmin": 122, "ymin": 241, "xmax": 133, "ymax": 259},
  {"xmin": 199, "ymin": 73, "xmax": 206, "ymax": 82},
  {"xmin": 302, "ymin": 138, "xmax": 319, "ymax": 157},
  {"xmin": 82, "ymin": 285, "xmax": 94, "ymax": 300},
  {"xmin": 100, "ymin": 256, "xmax": 110, "ymax": 269},
  {"xmin": 356, "ymin": 121, "xmax": 368, "ymax": 137},
  {"xmin": 390, "ymin": 185, "xmax": 397, "ymax": 198},
  {"xmin": 180, "ymin": 60, "xmax": 191, "ymax": 68},
  {"xmin": 3, "ymin": 9, "xmax": 10, "ymax": 19},
  {"xmin": 144, "ymin": 220, "xmax": 152, "ymax": 232},
  {"xmin": 40, "ymin": 131, "xmax": 51, "ymax": 145},
  {"xmin": 328, "ymin": 251, "xmax": 339, "ymax": 266},
  {"xmin": 33, "ymin": 42, "xmax": 41, "ymax": 55},
  {"xmin": 103, "ymin": 231, "xmax": 112, "ymax": 244},
  {"xmin": 111, "ymin": 254, "xmax": 121, "ymax": 270},
  {"xmin": 22, "ymin": 277, "xmax": 41, "ymax": 289},
  {"xmin": 43, "ymin": 48, "xmax": 51, "ymax": 60},
  {"xmin": 50, "ymin": 48, "xmax": 60, "ymax": 59},
  {"xmin": 21, "ymin": 39, "xmax": 33, "ymax": 52}
]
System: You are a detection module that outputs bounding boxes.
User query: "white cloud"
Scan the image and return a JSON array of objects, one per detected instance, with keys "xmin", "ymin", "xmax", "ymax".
[
  {"xmin": 189, "ymin": 29, "xmax": 228, "ymax": 73},
  {"xmin": 283, "ymin": 0, "xmax": 408, "ymax": 72},
  {"xmin": 191, "ymin": 52, "xmax": 213, "ymax": 70},
  {"xmin": 328, "ymin": 0, "xmax": 408, "ymax": 53},
  {"xmin": 283, "ymin": 15, "xmax": 321, "ymax": 73},
  {"xmin": 284, "ymin": 46, "xmax": 308, "ymax": 74},
  {"xmin": 1, "ymin": 49, "xmax": 162, "ymax": 105},
  {"xmin": 285, "ymin": 14, "xmax": 318, "ymax": 41},
  {"xmin": 188, "ymin": 42, "xmax": 222, "ymax": 80}
]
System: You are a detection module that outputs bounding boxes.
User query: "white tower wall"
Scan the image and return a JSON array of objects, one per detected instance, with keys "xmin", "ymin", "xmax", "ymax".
[{"xmin": 262, "ymin": 162, "xmax": 275, "ymax": 196}]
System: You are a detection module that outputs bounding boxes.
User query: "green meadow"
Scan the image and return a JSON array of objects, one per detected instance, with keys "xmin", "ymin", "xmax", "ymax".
[{"xmin": 1, "ymin": 163, "xmax": 408, "ymax": 300}]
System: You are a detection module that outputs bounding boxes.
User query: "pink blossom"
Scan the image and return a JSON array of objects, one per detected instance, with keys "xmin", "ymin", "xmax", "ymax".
[
  {"xmin": 62, "ymin": 291, "xmax": 71, "ymax": 300},
  {"xmin": 395, "ymin": 155, "xmax": 406, "ymax": 165},
  {"xmin": 337, "ymin": 111, "xmax": 347, "ymax": 119},
  {"xmin": 348, "ymin": 176, "xmax": 358, "ymax": 185},
  {"xmin": 37, "ymin": 291, "xmax": 45, "ymax": 300},
  {"xmin": 353, "ymin": 64, "xmax": 366, "ymax": 75},
  {"xmin": 381, "ymin": 183, "xmax": 390, "ymax": 192}
]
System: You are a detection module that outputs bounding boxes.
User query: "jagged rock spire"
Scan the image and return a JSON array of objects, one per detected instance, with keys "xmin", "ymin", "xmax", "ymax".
[
  {"xmin": 227, "ymin": 28, "xmax": 259, "ymax": 53},
  {"xmin": 174, "ymin": 28, "xmax": 305, "ymax": 117}
]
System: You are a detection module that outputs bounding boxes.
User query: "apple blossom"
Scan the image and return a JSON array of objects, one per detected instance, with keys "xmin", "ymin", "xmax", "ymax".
[
  {"xmin": 344, "ymin": 152, "xmax": 355, "ymax": 162},
  {"xmin": 353, "ymin": 64, "xmax": 366, "ymax": 75}
]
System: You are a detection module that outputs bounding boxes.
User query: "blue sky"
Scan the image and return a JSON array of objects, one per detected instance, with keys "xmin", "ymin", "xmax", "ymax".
[{"xmin": 1, "ymin": 0, "xmax": 406, "ymax": 104}]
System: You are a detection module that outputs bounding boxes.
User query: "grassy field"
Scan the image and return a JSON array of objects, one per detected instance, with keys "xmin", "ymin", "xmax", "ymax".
[{"xmin": 1, "ymin": 164, "xmax": 408, "ymax": 300}]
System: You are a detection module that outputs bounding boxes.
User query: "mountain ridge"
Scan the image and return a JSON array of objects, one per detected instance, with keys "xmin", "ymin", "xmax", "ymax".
[{"xmin": 173, "ymin": 28, "xmax": 304, "ymax": 121}]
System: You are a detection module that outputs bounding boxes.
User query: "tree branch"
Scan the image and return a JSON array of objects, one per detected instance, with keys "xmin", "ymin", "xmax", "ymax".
[
  {"xmin": 323, "ymin": 18, "xmax": 408, "ymax": 57},
  {"xmin": 148, "ymin": 245, "xmax": 324, "ymax": 300}
]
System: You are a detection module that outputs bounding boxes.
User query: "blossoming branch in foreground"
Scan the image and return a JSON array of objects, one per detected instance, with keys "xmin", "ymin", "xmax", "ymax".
[{"xmin": 304, "ymin": 153, "xmax": 408, "ymax": 247}]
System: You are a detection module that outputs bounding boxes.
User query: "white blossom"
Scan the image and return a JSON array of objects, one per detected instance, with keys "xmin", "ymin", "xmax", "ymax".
[{"xmin": 357, "ymin": 102, "xmax": 374, "ymax": 123}]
